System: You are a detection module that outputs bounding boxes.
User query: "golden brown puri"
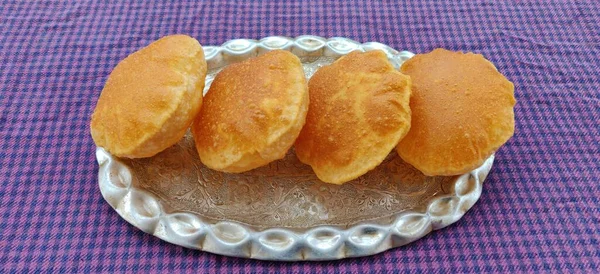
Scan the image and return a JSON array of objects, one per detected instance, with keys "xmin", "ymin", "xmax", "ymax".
[
  {"xmin": 90, "ymin": 35, "xmax": 207, "ymax": 158},
  {"xmin": 397, "ymin": 48, "xmax": 516, "ymax": 176},
  {"xmin": 294, "ymin": 50, "xmax": 412, "ymax": 184},
  {"xmin": 192, "ymin": 50, "xmax": 308, "ymax": 173}
]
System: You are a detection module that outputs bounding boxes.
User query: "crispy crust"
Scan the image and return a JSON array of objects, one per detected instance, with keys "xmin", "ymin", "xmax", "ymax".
[
  {"xmin": 294, "ymin": 50, "xmax": 412, "ymax": 184},
  {"xmin": 397, "ymin": 48, "xmax": 516, "ymax": 176},
  {"xmin": 90, "ymin": 35, "xmax": 207, "ymax": 158},
  {"xmin": 192, "ymin": 50, "xmax": 309, "ymax": 173}
]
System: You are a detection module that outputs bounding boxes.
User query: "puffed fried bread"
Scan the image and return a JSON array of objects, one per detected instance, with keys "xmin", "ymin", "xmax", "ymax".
[
  {"xmin": 397, "ymin": 48, "xmax": 516, "ymax": 176},
  {"xmin": 294, "ymin": 50, "xmax": 412, "ymax": 184},
  {"xmin": 91, "ymin": 34, "xmax": 207, "ymax": 158},
  {"xmin": 192, "ymin": 50, "xmax": 309, "ymax": 173}
]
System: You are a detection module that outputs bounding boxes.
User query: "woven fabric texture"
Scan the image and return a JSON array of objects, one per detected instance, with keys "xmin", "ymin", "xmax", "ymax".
[{"xmin": 1, "ymin": 1, "xmax": 598, "ymax": 273}]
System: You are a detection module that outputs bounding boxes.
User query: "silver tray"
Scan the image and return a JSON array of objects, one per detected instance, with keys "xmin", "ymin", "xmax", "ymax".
[{"xmin": 97, "ymin": 35, "xmax": 494, "ymax": 261}]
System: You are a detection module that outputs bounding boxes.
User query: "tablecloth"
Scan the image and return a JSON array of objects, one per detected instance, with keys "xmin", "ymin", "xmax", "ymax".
[{"xmin": 1, "ymin": 1, "xmax": 599, "ymax": 273}]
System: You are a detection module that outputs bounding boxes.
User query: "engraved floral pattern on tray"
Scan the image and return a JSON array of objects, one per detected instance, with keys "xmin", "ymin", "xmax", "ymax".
[{"xmin": 123, "ymin": 134, "xmax": 451, "ymax": 229}]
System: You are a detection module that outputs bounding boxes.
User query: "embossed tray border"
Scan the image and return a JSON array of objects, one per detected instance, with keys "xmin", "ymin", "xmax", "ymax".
[{"xmin": 96, "ymin": 35, "xmax": 494, "ymax": 261}]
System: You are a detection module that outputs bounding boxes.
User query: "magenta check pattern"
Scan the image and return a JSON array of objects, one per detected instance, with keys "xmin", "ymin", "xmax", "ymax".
[{"xmin": 1, "ymin": 1, "xmax": 599, "ymax": 273}]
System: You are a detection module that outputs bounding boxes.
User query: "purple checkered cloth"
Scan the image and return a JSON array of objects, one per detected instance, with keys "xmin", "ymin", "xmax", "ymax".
[{"xmin": 1, "ymin": 0, "xmax": 599, "ymax": 273}]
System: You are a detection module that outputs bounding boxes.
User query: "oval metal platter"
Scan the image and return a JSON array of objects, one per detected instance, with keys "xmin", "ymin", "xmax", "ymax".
[{"xmin": 97, "ymin": 35, "xmax": 494, "ymax": 261}]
